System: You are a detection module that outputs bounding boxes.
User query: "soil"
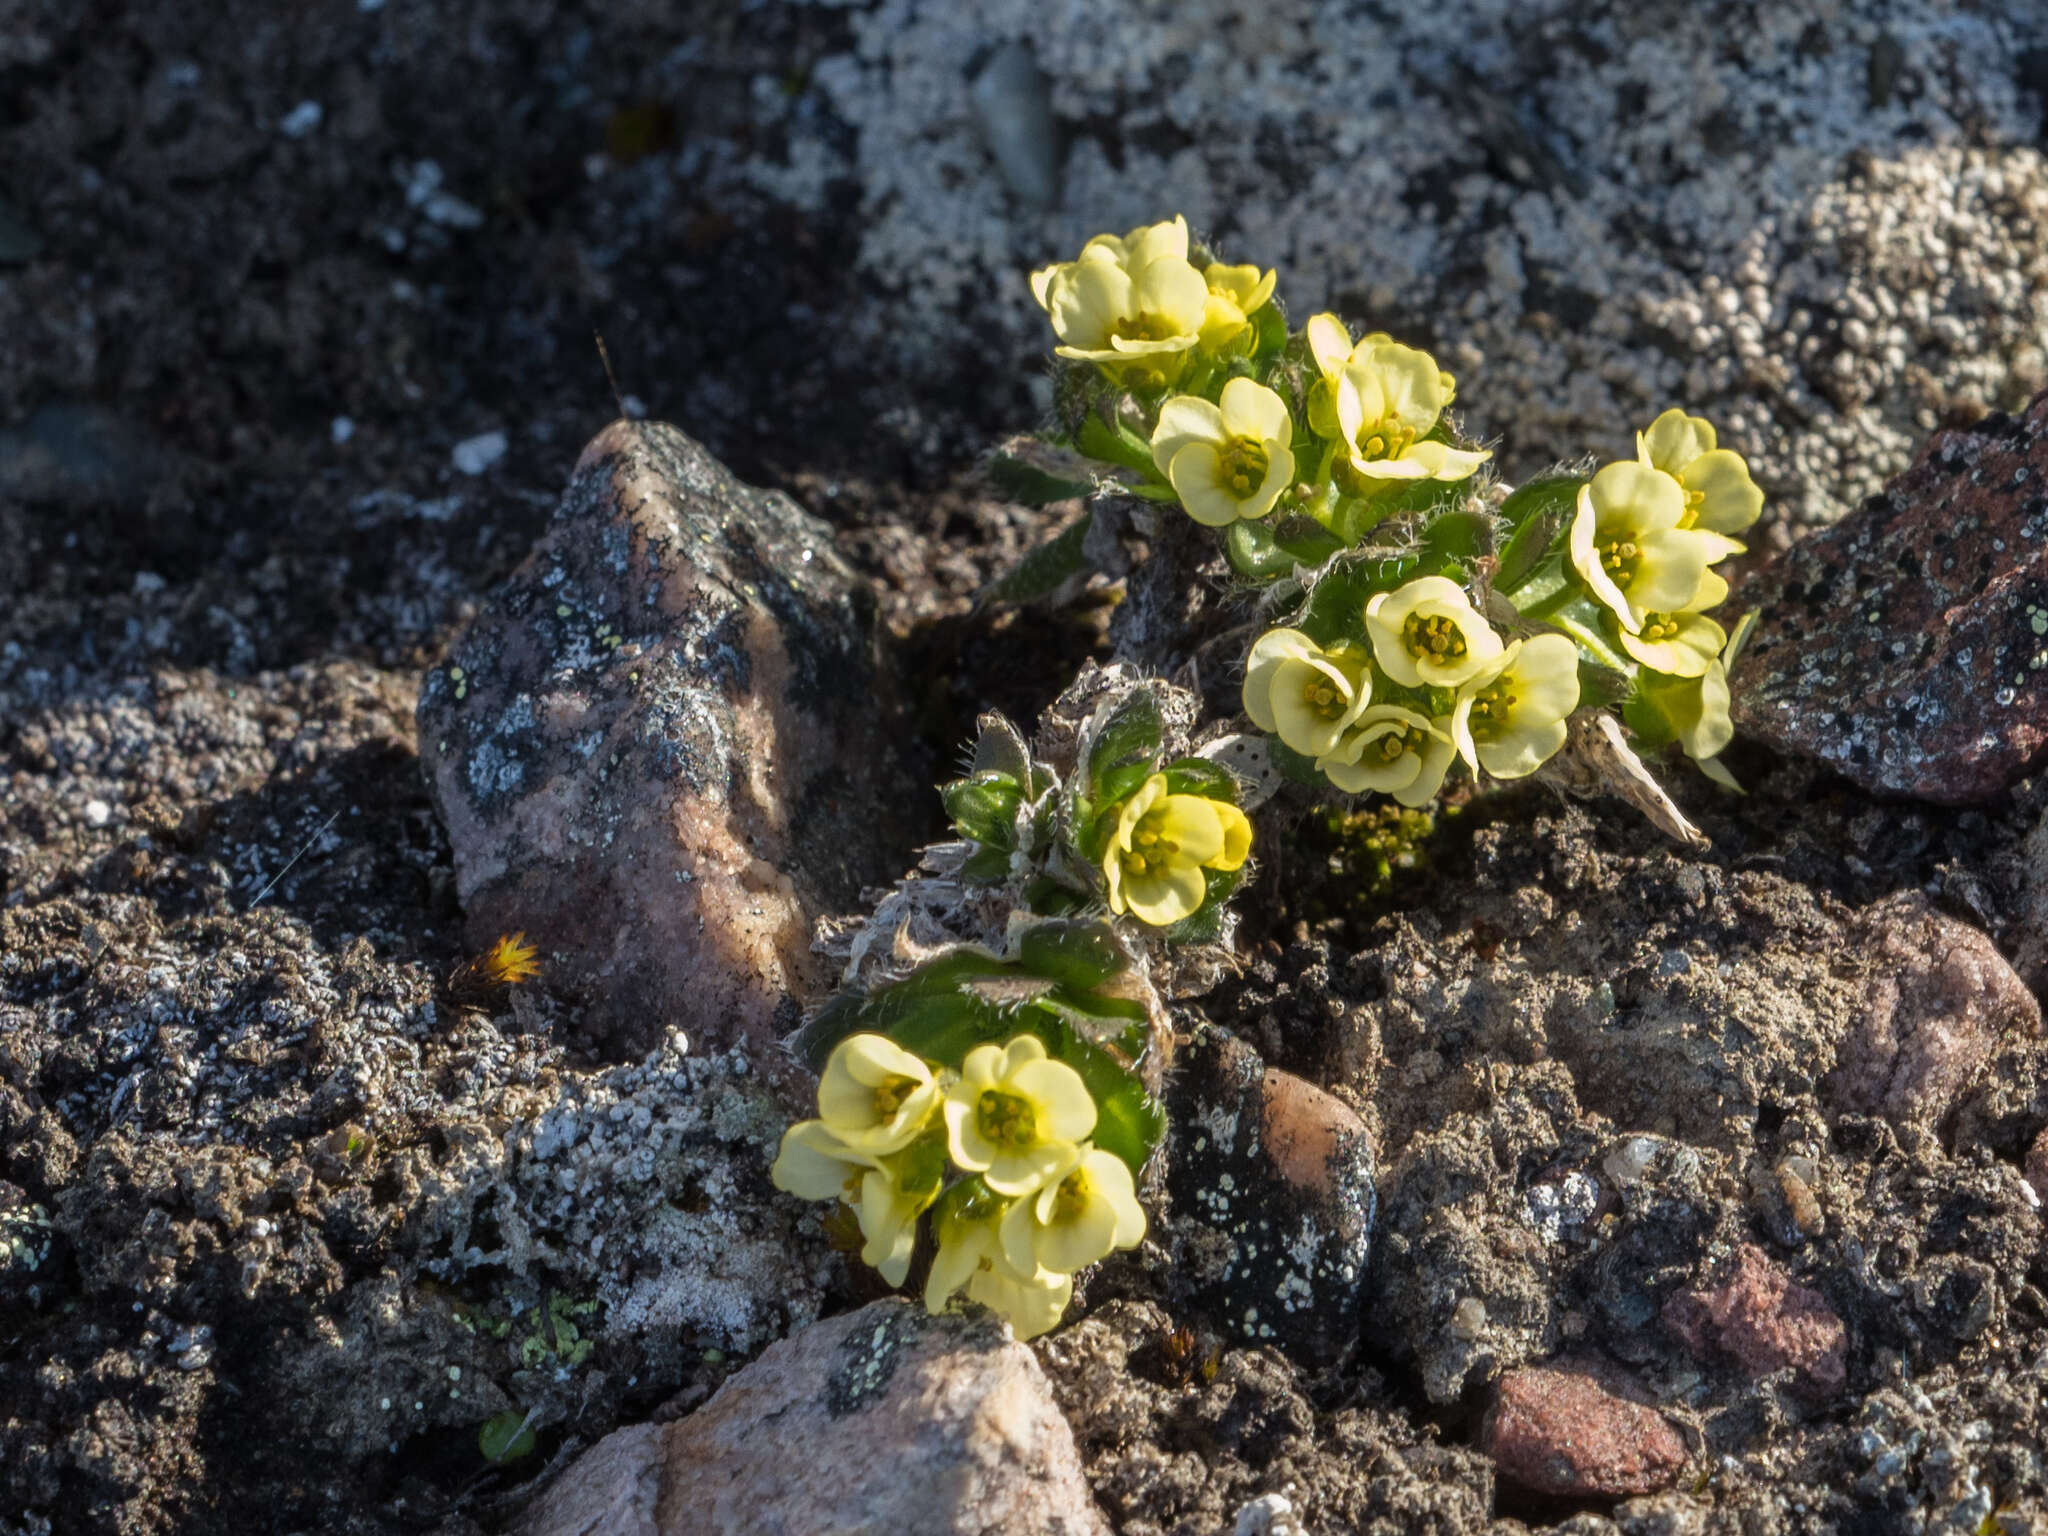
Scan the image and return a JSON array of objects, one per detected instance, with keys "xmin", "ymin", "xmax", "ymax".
[{"xmin": 4, "ymin": 5, "xmax": 2047, "ymax": 1536}]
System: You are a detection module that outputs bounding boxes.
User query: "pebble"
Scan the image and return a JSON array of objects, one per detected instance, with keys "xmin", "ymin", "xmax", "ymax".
[
  {"xmin": 1662, "ymin": 1244, "xmax": 1847, "ymax": 1399},
  {"xmin": 449, "ymin": 431, "xmax": 506, "ymax": 475},
  {"xmin": 278, "ymin": 100, "xmax": 322, "ymax": 139},
  {"xmin": 1482, "ymin": 1359, "xmax": 1688, "ymax": 1498}
]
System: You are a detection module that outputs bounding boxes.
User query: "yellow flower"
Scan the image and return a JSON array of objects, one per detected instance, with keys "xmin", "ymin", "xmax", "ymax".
[
  {"xmin": 1641, "ymin": 658, "xmax": 1734, "ymax": 763},
  {"xmin": 1307, "ymin": 320, "xmax": 1486, "ymax": 485},
  {"xmin": 1613, "ymin": 592, "xmax": 1728, "ymax": 679},
  {"xmin": 944, "ymin": 1035, "xmax": 1096, "ymax": 1196},
  {"xmin": 1149, "ymin": 378, "xmax": 1297, "ymax": 527},
  {"xmin": 1364, "ymin": 576, "xmax": 1504, "ymax": 689},
  {"xmin": 925, "ymin": 1181, "xmax": 1075, "ymax": 1341},
  {"xmin": 1638, "ymin": 409, "xmax": 1763, "ymax": 536},
  {"xmin": 1306, "ymin": 313, "xmax": 1459, "ymax": 404},
  {"xmin": 769, "ymin": 1118, "xmax": 875, "ymax": 1204},
  {"xmin": 1031, "ymin": 223, "xmax": 1208, "ymax": 388},
  {"xmin": 1029, "ymin": 216, "xmax": 1191, "ymax": 306},
  {"xmin": 852, "ymin": 1135, "xmax": 947, "ymax": 1287},
  {"xmin": 1242, "ymin": 628, "xmax": 1371, "ymax": 757},
  {"xmin": 816, "ymin": 1033, "xmax": 943, "ymax": 1156},
  {"xmin": 967, "ymin": 1263, "xmax": 1074, "ymax": 1341},
  {"xmin": 1198, "ymin": 261, "xmax": 1277, "ymax": 352},
  {"xmin": 1569, "ymin": 461, "xmax": 1742, "ymax": 633},
  {"xmin": 999, "ymin": 1143, "xmax": 1147, "ymax": 1277},
  {"xmin": 1101, "ymin": 773, "xmax": 1253, "ymax": 927},
  {"xmin": 1318, "ymin": 705, "xmax": 1456, "ymax": 806},
  {"xmin": 1450, "ymin": 634, "xmax": 1582, "ymax": 779}
]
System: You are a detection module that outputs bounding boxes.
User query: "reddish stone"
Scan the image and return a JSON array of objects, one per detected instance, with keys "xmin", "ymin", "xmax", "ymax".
[
  {"xmin": 1823, "ymin": 892, "xmax": 2040, "ymax": 1133},
  {"xmin": 1663, "ymin": 1244, "xmax": 1847, "ymax": 1398},
  {"xmin": 1731, "ymin": 388, "xmax": 2048, "ymax": 804},
  {"xmin": 1481, "ymin": 1360, "xmax": 1688, "ymax": 1498}
]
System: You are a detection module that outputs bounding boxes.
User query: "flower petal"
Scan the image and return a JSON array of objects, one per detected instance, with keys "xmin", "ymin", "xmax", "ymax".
[
  {"xmin": 1306, "ymin": 313, "xmax": 1353, "ymax": 380},
  {"xmin": 1122, "ymin": 863, "xmax": 1207, "ymax": 927},
  {"xmin": 1217, "ymin": 377, "xmax": 1291, "ymax": 445},
  {"xmin": 1641, "ymin": 408, "xmax": 1715, "ymax": 474}
]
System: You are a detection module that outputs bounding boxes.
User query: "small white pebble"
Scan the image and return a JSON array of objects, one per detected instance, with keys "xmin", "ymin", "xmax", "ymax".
[
  {"xmin": 132, "ymin": 571, "xmax": 166, "ymax": 595},
  {"xmin": 447, "ymin": 1366, "xmax": 461, "ymax": 1381},
  {"xmin": 331, "ymin": 416, "xmax": 356, "ymax": 445},
  {"xmin": 278, "ymin": 101, "xmax": 323, "ymax": 139},
  {"xmin": 380, "ymin": 1398, "xmax": 391, "ymax": 1411},
  {"xmin": 451, "ymin": 431, "xmax": 508, "ymax": 475},
  {"xmin": 84, "ymin": 799, "xmax": 111, "ymax": 828}
]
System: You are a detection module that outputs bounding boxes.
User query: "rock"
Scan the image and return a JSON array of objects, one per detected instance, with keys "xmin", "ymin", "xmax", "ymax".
[
  {"xmin": 1732, "ymin": 390, "xmax": 2048, "ymax": 804},
  {"xmin": 1662, "ymin": 1244, "xmax": 1848, "ymax": 1399},
  {"xmin": 514, "ymin": 1298, "xmax": 1110, "ymax": 1536},
  {"xmin": 767, "ymin": 0, "xmax": 2048, "ymax": 528},
  {"xmin": 1822, "ymin": 893, "xmax": 2041, "ymax": 1133},
  {"xmin": 2026, "ymin": 1126, "xmax": 2048, "ymax": 1209},
  {"xmin": 1481, "ymin": 1359, "xmax": 1688, "ymax": 1499},
  {"xmin": 1164, "ymin": 1027, "xmax": 1377, "ymax": 1360},
  {"xmin": 418, "ymin": 420, "xmax": 922, "ymax": 1065}
]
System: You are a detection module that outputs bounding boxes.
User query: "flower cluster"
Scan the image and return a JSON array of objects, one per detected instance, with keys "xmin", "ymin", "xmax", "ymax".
[
  {"xmin": 771, "ymin": 1032, "xmax": 1146, "ymax": 1339},
  {"xmin": 1024, "ymin": 216, "xmax": 1768, "ymax": 804},
  {"xmin": 1245, "ymin": 577, "xmax": 1582, "ymax": 801}
]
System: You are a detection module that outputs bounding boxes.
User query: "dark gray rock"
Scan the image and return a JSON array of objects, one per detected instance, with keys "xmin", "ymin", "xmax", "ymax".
[
  {"xmin": 1163, "ymin": 1027, "xmax": 1376, "ymax": 1360},
  {"xmin": 1732, "ymin": 389, "xmax": 2048, "ymax": 805},
  {"xmin": 418, "ymin": 419, "xmax": 924, "ymax": 1071}
]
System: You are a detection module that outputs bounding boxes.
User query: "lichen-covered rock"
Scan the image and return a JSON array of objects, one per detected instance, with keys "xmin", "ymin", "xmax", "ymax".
[
  {"xmin": 418, "ymin": 419, "xmax": 922, "ymax": 1066},
  {"xmin": 1733, "ymin": 389, "xmax": 2048, "ymax": 804},
  {"xmin": 1662, "ymin": 1244, "xmax": 1848, "ymax": 1399},
  {"xmin": 1821, "ymin": 892, "xmax": 2041, "ymax": 1133},
  {"xmin": 1481, "ymin": 1359, "xmax": 1688, "ymax": 1499},
  {"xmin": 514, "ymin": 1299, "xmax": 1110, "ymax": 1536},
  {"xmin": 749, "ymin": 0, "xmax": 2048, "ymax": 528},
  {"xmin": 1162, "ymin": 1028, "xmax": 1376, "ymax": 1360}
]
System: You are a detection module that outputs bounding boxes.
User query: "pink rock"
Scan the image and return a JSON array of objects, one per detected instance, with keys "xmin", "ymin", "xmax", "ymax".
[
  {"xmin": 515, "ymin": 1299, "xmax": 1110, "ymax": 1536},
  {"xmin": 418, "ymin": 421, "xmax": 919, "ymax": 1075},
  {"xmin": 1732, "ymin": 388, "xmax": 2048, "ymax": 804},
  {"xmin": 1663, "ymin": 1244, "xmax": 1847, "ymax": 1398},
  {"xmin": 1822, "ymin": 893, "xmax": 2041, "ymax": 1133},
  {"xmin": 1481, "ymin": 1360, "xmax": 1688, "ymax": 1498}
]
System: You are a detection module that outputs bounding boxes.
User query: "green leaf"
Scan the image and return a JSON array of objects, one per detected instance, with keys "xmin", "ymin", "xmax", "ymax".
[
  {"xmin": 1158, "ymin": 865, "xmax": 1245, "ymax": 945},
  {"xmin": 1097, "ymin": 761, "xmax": 1153, "ymax": 807},
  {"xmin": 1533, "ymin": 593, "xmax": 1635, "ymax": 673},
  {"xmin": 1265, "ymin": 735, "xmax": 1328, "ymax": 788},
  {"xmin": 1225, "ymin": 519, "xmax": 1299, "ymax": 580},
  {"xmin": 988, "ymin": 453, "xmax": 1094, "ymax": 507},
  {"xmin": 1296, "ymin": 553, "xmax": 1417, "ymax": 647},
  {"xmin": 1498, "ymin": 473, "xmax": 1585, "ymax": 535},
  {"xmin": 1419, "ymin": 507, "xmax": 1495, "ymax": 571},
  {"xmin": 960, "ymin": 846, "xmax": 1012, "ymax": 883},
  {"xmin": 479, "ymin": 1411, "xmax": 537, "ymax": 1465},
  {"xmin": 942, "ymin": 773, "xmax": 1023, "ymax": 849},
  {"xmin": 1078, "ymin": 410, "xmax": 1160, "ymax": 480},
  {"xmin": 982, "ymin": 513, "xmax": 1093, "ymax": 605},
  {"xmin": 1496, "ymin": 490, "xmax": 1575, "ymax": 595},
  {"xmin": 1576, "ymin": 657, "xmax": 1635, "ymax": 709},
  {"xmin": 1160, "ymin": 756, "xmax": 1241, "ymax": 802},
  {"xmin": 1086, "ymin": 692, "xmax": 1163, "ymax": 799},
  {"xmin": 1015, "ymin": 919, "xmax": 1126, "ymax": 991},
  {"xmin": 1250, "ymin": 302, "xmax": 1288, "ymax": 362},
  {"xmin": 970, "ymin": 714, "xmax": 1035, "ymax": 786}
]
